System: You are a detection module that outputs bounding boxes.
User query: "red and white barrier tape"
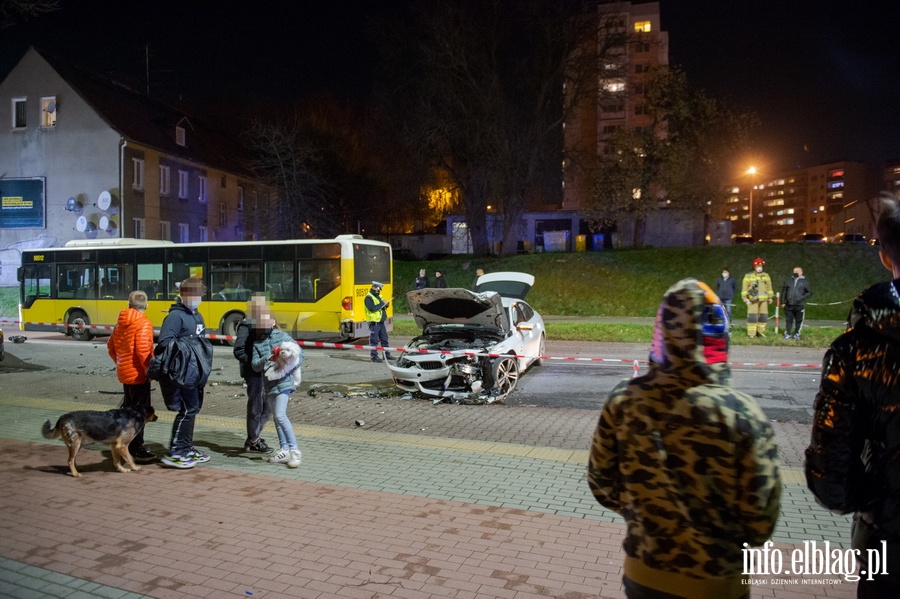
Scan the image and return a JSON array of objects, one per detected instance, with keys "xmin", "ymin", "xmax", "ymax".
[{"xmin": 0, "ymin": 318, "xmax": 822, "ymax": 369}]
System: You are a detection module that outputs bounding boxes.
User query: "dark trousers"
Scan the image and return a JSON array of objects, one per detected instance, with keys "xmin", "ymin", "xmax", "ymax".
[
  {"xmin": 784, "ymin": 305, "xmax": 805, "ymax": 336},
  {"xmin": 162, "ymin": 382, "xmax": 204, "ymax": 456},
  {"xmin": 369, "ymin": 321, "xmax": 389, "ymax": 359},
  {"xmin": 623, "ymin": 577, "xmax": 748, "ymax": 599},
  {"xmin": 244, "ymin": 374, "xmax": 271, "ymax": 443},
  {"xmin": 121, "ymin": 382, "xmax": 151, "ymax": 453}
]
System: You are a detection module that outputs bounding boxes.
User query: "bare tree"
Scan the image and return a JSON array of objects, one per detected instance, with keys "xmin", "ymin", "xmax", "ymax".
[{"xmin": 0, "ymin": 0, "xmax": 59, "ymax": 27}]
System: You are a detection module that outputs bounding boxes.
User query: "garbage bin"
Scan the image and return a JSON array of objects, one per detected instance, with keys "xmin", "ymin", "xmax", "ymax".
[
  {"xmin": 575, "ymin": 234, "xmax": 586, "ymax": 252},
  {"xmin": 592, "ymin": 233, "xmax": 605, "ymax": 251}
]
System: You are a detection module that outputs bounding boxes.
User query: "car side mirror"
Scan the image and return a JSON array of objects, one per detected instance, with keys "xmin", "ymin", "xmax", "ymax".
[{"xmin": 517, "ymin": 323, "xmax": 534, "ymax": 331}]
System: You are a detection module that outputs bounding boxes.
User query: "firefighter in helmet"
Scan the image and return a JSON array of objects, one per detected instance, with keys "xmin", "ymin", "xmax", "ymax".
[{"xmin": 741, "ymin": 257, "xmax": 774, "ymax": 337}]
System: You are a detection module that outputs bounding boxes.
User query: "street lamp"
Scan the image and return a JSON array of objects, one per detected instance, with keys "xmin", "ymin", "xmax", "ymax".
[{"xmin": 747, "ymin": 166, "xmax": 757, "ymax": 238}]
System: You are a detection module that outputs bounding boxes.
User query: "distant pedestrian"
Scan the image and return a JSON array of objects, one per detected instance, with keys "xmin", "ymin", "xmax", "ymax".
[
  {"xmin": 780, "ymin": 266, "xmax": 812, "ymax": 340},
  {"xmin": 414, "ymin": 268, "xmax": 429, "ymax": 290},
  {"xmin": 741, "ymin": 257, "xmax": 774, "ymax": 337},
  {"xmin": 250, "ymin": 303, "xmax": 302, "ymax": 469},
  {"xmin": 472, "ymin": 268, "xmax": 485, "ymax": 290},
  {"xmin": 365, "ymin": 281, "xmax": 393, "ymax": 363},
  {"xmin": 157, "ymin": 277, "xmax": 214, "ymax": 469},
  {"xmin": 806, "ymin": 193, "xmax": 900, "ymax": 598},
  {"xmin": 588, "ymin": 278, "xmax": 781, "ymax": 599},
  {"xmin": 433, "ymin": 270, "xmax": 447, "ymax": 288},
  {"xmin": 233, "ymin": 294, "xmax": 273, "ymax": 454},
  {"xmin": 107, "ymin": 290, "xmax": 156, "ymax": 462},
  {"xmin": 715, "ymin": 268, "xmax": 737, "ymax": 323}
]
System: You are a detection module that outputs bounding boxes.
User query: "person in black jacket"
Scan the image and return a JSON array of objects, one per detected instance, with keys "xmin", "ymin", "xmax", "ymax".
[
  {"xmin": 715, "ymin": 268, "xmax": 737, "ymax": 324},
  {"xmin": 806, "ymin": 193, "xmax": 900, "ymax": 597},
  {"xmin": 780, "ymin": 266, "xmax": 812, "ymax": 340},
  {"xmin": 157, "ymin": 277, "xmax": 213, "ymax": 469},
  {"xmin": 233, "ymin": 294, "xmax": 273, "ymax": 454}
]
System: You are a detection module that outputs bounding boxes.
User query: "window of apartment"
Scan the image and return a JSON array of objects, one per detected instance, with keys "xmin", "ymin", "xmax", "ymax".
[
  {"xmin": 634, "ymin": 104, "xmax": 647, "ymax": 116},
  {"xmin": 160, "ymin": 220, "xmax": 171, "ymax": 241},
  {"xmin": 198, "ymin": 176, "xmax": 207, "ymax": 203},
  {"xmin": 41, "ymin": 96, "xmax": 57, "ymax": 127},
  {"xmin": 634, "ymin": 41, "xmax": 651, "ymax": 53},
  {"xmin": 634, "ymin": 20, "xmax": 652, "ymax": 33},
  {"xmin": 133, "ymin": 218, "xmax": 145, "ymax": 239},
  {"xmin": 199, "ymin": 226, "xmax": 208, "ymax": 243},
  {"xmin": 635, "ymin": 64, "xmax": 647, "ymax": 74},
  {"xmin": 176, "ymin": 126, "xmax": 185, "ymax": 147},
  {"xmin": 159, "ymin": 165, "xmax": 171, "ymax": 196},
  {"xmin": 237, "ymin": 186, "xmax": 245, "ymax": 212},
  {"xmin": 12, "ymin": 97, "xmax": 26, "ymax": 128},
  {"xmin": 178, "ymin": 223, "xmax": 189, "ymax": 243},
  {"xmin": 178, "ymin": 170, "xmax": 189, "ymax": 199},
  {"xmin": 604, "ymin": 81, "xmax": 625, "ymax": 93},
  {"xmin": 220, "ymin": 175, "xmax": 227, "ymax": 188},
  {"xmin": 218, "ymin": 202, "xmax": 227, "ymax": 227},
  {"xmin": 132, "ymin": 158, "xmax": 145, "ymax": 191}
]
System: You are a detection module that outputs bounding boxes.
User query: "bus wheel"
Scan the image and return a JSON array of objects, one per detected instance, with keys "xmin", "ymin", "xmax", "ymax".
[
  {"xmin": 68, "ymin": 311, "xmax": 94, "ymax": 341},
  {"xmin": 222, "ymin": 312, "xmax": 244, "ymax": 347}
]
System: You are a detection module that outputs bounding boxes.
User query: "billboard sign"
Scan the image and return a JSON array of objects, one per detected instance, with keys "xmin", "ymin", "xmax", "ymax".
[{"xmin": 0, "ymin": 177, "xmax": 46, "ymax": 229}]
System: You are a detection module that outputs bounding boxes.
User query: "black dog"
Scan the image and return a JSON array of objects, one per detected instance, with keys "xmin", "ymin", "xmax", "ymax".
[{"xmin": 41, "ymin": 405, "xmax": 158, "ymax": 477}]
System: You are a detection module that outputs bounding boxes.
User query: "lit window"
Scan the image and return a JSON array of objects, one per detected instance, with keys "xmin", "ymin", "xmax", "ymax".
[
  {"xmin": 634, "ymin": 20, "xmax": 651, "ymax": 33},
  {"xmin": 830, "ymin": 169, "xmax": 844, "ymax": 178},
  {"xmin": 12, "ymin": 97, "xmax": 26, "ymax": 128},
  {"xmin": 160, "ymin": 166, "xmax": 171, "ymax": 196},
  {"xmin": 132, "ymin": 158, "xmax": 144, "ymax": 191},
  {"xmin": 41, "ymin": 96, "xmax": 57, "ymax": 127},
  {"xmin": 199, "ymin": 176, "xmax": 207, "ymax": 203},
  {"xmin": 178, "ymin": 170, "xmax": 189, "ymax": 198},
  {"xmin": 605, "ymin": 82, "xmax": 625, "ymax": 93}
]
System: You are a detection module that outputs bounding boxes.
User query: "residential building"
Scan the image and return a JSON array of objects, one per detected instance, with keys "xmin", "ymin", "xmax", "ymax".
[
  {"xmin": 0, "ymin": 47, "xmax": 264, "ymax": 285},
  {"xmin": 562, "ymin": 1, "xmax": 668, "ymax": 213}
]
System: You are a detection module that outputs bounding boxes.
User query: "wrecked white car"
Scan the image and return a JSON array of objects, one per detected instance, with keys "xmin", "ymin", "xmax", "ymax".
[{"xmin": 387, "ymin": 272, "xmax": 545, "ymax": 403}]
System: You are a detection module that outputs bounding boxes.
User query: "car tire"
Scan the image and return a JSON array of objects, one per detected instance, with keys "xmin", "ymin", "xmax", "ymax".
[
  {"xmin": 68, "ymin": 310, "xmax": 93, "ymax": 341},
  {"xmin": 491, "ymin": 355, "xmax": 519, "ymax": 399},
  {"xmin": 535, "ymin": 334, "xmax": 546, "ymax": 367}
]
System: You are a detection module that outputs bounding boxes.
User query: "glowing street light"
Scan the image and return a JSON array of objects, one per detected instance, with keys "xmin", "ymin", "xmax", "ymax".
[{"xmin": 747, "ymin": 166, "xmax": 757, "ymax": 238}]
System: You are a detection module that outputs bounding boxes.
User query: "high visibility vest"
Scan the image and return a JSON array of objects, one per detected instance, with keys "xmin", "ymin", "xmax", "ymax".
[{"xmin": 365, "ymin": 292, "xmax": 383, "ymax": 322}]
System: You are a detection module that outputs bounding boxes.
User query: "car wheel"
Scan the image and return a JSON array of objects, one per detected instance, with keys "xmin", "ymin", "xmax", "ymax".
[
  {"xmin": 222, "ymin": 312, "xmax": 244, "ymax": 347},
  {"xmin": 68, "ymin": 310, "xmax": 94, "ymax": 341},
  {"xmin": 535, "ymin": 334, "xmax": 546, "ymax": 367},
  {"xmin": 491, "ymin": 355, "xmax": 519, "ymax": 399}
]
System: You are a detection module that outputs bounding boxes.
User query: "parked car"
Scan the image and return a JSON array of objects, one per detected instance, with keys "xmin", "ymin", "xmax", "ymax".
[
  {"xmin": 387, "ymin": 272, "xmax": 545, "ymax": 404},
  {"xmin": 832, "ymin": 233, "xmax": 868, "ymax": 244},
  {"xmin": 799, "ymin": 233, "xmax": 827, "ymax": 243},
  {"xmin": 733, "ymin": 235, "xmax": 755, "ymax": 245}
]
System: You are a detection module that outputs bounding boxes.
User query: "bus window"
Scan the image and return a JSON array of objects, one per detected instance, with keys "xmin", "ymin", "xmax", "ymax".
[
  {"xmin": 297, "ymin": 243, "xmax": 340, "ymax": 301},
  {"xmin": 353, "ymin": 243, "xmax": 391, "ymax": 285},
  {"xmin": 265, "ymin": 260, "xmax": 294, "ymax": 301},
  {"xmin": 99, "ymin": 263, "xmax": 133, "ymax": 299},
  {"xmin": 58, "ymin": 264, "xmax": 97, "ymax": 299},
  {"xmin": 21, "ymin": 264, "xmax": 51, "ymax": 308},
  {"xmin": 210, "ymin": 260, "xmax": 260, "ymax": 301},
  {"xmin": 138, "ymin": 263, "xmax": 165, "ymax": 300}
]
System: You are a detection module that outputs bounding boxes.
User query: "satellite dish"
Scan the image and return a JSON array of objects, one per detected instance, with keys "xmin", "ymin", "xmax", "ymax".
[
  {"xmin": 47, "ymin": 100, "xmax": 57, "ymax": 113},
  {"xmin": 65, "ymin": 197, "xmax": 83, "ymax": 212},
  {"xmin": 99, "ymin": 216, "xmax": 109, "ymax": 230},
  {"xmin": 85, "ymin": 221, "xmax": 98, "ymax": 239},
  {"xmin": 75, "ymin": 215, "xmax": 88, "ymax": 232},
  {"xmin": 97, "ymin": 191, "xmax": 113, "ymax": 211}
]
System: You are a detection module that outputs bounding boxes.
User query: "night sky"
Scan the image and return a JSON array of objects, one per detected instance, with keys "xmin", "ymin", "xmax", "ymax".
[{"xmin": 3, "ymin": 0, "xmax": 899, "ymax": 174}]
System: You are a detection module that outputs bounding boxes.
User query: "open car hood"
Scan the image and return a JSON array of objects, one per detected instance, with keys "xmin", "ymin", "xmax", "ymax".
[
  {"xmin": 474, "ymin": 271, "xmax": 534, "ymax": 300},
  {"xmin": 406, "ymin": 288, "xmax": 509, "ymax": 332}
]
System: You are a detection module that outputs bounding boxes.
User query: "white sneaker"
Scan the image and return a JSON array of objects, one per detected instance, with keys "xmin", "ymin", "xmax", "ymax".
[
  {"xmin": 268, "ymin": 449, "xmax": 290, "ymax": 463},
  {"xmin": 287, "ymin": 449, "xmax": 302, "ymax": 469}
]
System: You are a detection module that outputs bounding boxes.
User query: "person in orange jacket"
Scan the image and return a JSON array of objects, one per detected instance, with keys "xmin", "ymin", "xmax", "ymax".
[{"xmin": 107, "ymin": 290, "xmax": 156, "ymax": 462}]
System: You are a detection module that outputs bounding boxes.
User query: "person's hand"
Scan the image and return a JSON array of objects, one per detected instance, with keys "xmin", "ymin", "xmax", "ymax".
[
  {"xmin": 768, "ymin": 298, "xmax": 773, "ymax": 304},
  {"xmin": 745, "ymin": 299, "xmax": 751, "ymax": 305}
]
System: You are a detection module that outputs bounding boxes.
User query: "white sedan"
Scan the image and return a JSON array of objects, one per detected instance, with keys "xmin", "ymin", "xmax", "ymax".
[{"xmin": 387, "ymin": 272, "xmax": 545, "ymax": 403}]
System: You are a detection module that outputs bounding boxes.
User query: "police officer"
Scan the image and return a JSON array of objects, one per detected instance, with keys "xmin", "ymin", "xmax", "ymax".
[
  {"xmin": 741, "ymin": 257, "xmax": 774, "ymax": 337},
  {"xmin": 365, "ymin": 281, "xmax": 394, "ymax": 363}
]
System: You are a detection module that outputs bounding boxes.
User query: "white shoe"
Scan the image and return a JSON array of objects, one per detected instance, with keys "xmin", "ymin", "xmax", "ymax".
[
  {"xmin": 287, "ymin": 449, "xmax": 302, "ymax": 469},
  {"xmin": 268, "ymin": 449, "xmax": 290, "ymax": 463}
]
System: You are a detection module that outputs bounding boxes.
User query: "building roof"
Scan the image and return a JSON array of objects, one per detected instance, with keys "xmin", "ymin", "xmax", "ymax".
[{"xmin": 33, "ymin": 47, "xmax": 256, "ymax": 178}]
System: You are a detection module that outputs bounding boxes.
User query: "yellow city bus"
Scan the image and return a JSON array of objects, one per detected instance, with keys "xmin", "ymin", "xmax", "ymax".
[{"xmin": 17, "ymin": 235, "xmax": 392, "ymax": 342}]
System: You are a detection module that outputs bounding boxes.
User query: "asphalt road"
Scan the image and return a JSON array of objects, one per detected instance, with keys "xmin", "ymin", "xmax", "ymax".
[{"xmin": 1, "ymin": 331, "xmax": 825, "ymax": 423}]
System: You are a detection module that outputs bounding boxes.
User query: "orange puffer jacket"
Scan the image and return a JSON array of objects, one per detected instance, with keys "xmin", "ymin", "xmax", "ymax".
[{"xmin": 107, "ymin": 308, "xmax": 154, "ymax": 384}]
